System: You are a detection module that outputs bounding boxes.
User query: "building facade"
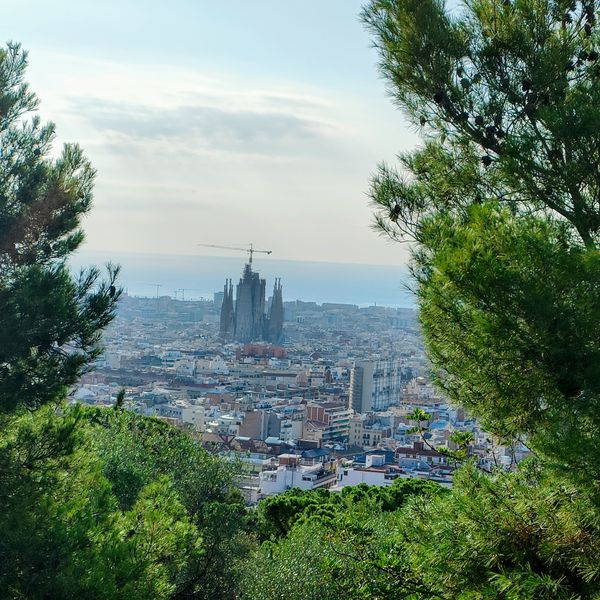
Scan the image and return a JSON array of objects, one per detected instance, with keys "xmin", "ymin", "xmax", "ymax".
[
  {"xmin": 349, "ymin": 358, "xmax": 407, "ymax": 413},
  {"xmin": 259, "ymin": 454, "xmax": 337, "ymax": 496},
  {"xmin": 304, "ymin": 401, "xmax": 353, "ymax": 443}
]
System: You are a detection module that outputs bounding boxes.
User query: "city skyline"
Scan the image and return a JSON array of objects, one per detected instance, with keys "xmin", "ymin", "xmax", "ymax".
[{"xmin": 70, "ymin": 249, "xmax": 415, "ymax": 306}]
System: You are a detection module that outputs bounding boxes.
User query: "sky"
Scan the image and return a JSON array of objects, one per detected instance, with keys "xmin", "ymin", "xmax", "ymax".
[{"xmin": 2, "ymin": 1, "xmax": 421, "ymax": 267}]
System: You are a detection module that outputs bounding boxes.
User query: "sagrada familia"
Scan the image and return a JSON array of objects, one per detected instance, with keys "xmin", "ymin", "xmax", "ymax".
[{"xmin": 219, "ymin": 262, "xmax": 284, "ymax": 344}]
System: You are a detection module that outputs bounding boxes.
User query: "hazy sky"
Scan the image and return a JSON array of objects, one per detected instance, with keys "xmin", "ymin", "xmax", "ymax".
[{"xmin": 3, "ymin": 1, "xmax": 421, "ymax": 266}]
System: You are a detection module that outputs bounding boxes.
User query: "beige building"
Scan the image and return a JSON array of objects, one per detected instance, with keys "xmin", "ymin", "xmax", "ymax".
[
  {"xmin": 181, "ymin": 405, "xmax": 206, "ymax": 432},
  {"xmin": 348, "ymin": 414, "xmax": 391, "ymax": 449}
]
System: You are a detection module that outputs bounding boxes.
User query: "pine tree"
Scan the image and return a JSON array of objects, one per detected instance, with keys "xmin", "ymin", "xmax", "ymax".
[
  {"xmin": 362, "ymin": 0, "xmax": 600, "ymax": 485},
  {"xmin": 363, "ymin": 0, "xmax": 600, "ymax": 246},
  {"xmin": 0, "ymin": 42, "xmax": 120, "ymax": 413}
]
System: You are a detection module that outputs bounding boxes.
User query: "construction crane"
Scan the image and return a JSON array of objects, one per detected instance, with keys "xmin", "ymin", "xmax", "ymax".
[
  {"xmin": 197, "ymin": 243, "xmax": 272, "ymax": 265},
  {"xmin": 143, "ymin": 283, "xmax": 162, "ymax": 298},
  {"xmin": 178, "ymin": 288, "xmax": 197, "ymax": 301}
]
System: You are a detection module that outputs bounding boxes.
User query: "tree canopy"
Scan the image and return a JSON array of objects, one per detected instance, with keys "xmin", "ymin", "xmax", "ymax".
[
  {"xmin": 363, "ymin": 0, "xmax": 600, "ymax": 486},
  {"xmin": 245, "ymin": 463, "xmax": 600, "ymax": 599},
  {"xmin": 0, "ymin": 42, "xmax": 119, "ymax": 413},
  {"xmin": 364, "ymin": 0, "xmax": 600, "ymax": 246}
]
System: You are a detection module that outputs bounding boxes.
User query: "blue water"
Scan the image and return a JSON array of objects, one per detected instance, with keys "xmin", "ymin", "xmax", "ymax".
[{"xmin": 70, "ymin": 250, "xmax": 415, "ymax": 307}]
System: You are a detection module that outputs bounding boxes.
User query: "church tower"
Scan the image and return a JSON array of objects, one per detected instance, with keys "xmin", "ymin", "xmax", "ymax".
[
  {"xmin": 219, "ymin": 265, "xmax": 284, "ymax": 344},
  {"xmin": 219, "ymin": 279, "xmax": 234, "ymax": 339},
  {"xmin": 265, "ymin": 278, "xmax": 284, "ymax": 344},
  {"xmin": 232, "ymin": 263, "xmax": 266, "ymax": 343}
]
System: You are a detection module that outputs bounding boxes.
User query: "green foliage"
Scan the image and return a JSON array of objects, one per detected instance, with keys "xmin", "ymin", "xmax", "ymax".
[
  {"xmin": 337, "ymin": 476, "xmax": 446, "ymax": 513},
  {"xmin": 362, "ymin": 0, "xmax": 600, "ymax": 487},
  {"xmin": 0, "ymin": 42, "xmax": 120, "ymax": 413},
  {"xmin": 0, "ymin": 406, "xmax": 203, "ymax": 599},
  {"xmin": 363, "ymin": 0, "xmax": 600, "ymax": 246},
  {"xmin": 412, "ymin": 203, "xmax": 600, "ymax": 482},
  {"xmin": 402, "ymin": 462, "xmax": 600, "ymax": 599},
  {"xmin": 0, "ymin": 405, "xmax": 254, "ymax": 599},
  {"xmin": 243, "ymin": 488, "xmax": 440, "ymax": 600},
  {"xmin": 242, "ymin": 522, "xmax": 342, "ymax": 600},
  {"xmin": 83, "ymin": 407, "xmax": 251, "ymax": 599},
  {"xmin": 250, "ymin": 487, "xmax": 333, "ymax": 540},
  {"xmin": 83, "ymin": 407, "xmax": 240, "ymax": 511},
  {"xmin": 247, "ymin": 463, "xmax": 600, "ymax": 600},
  {"xmin": 114, "ymin": 388, "xmax": 125, "ymax": 409},
  {"xmin": 251, "ymin": 477, "xmax": 445, "ymax": 541}
]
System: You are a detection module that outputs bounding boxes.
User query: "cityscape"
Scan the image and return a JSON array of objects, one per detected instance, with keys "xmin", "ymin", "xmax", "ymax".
[
  {"xmin": 4, "ymin": 0, "xmax": 600, "ymax": 597},
  {"xmin": 74, "ymin": 255, "xmax": 529, "ymax": 503}
]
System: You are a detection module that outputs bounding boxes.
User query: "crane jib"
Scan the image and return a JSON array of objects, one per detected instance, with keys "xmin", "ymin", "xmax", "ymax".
[{"xmin": 196, "ymin": 243, "xmax": 273, "ymax": 264}]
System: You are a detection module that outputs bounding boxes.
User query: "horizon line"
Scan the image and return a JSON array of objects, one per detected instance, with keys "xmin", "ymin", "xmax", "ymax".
[{"xmin": 73, "ymin": 248, "xmax": 411, "ymax": 270}]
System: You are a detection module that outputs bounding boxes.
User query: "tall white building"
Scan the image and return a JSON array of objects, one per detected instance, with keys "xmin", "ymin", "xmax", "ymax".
[{"xmin": 349, "ymin": 358, "xmax": 406, "ymax": 413}]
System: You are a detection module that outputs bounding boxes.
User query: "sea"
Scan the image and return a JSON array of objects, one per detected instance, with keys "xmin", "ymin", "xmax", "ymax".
[{"xmin": 70, "ymin": 251, "xmax": 416, "ymax": 308}]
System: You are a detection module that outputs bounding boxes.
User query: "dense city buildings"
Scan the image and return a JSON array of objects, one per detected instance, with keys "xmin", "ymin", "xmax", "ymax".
[{"xmin": 74, "ymin": 288, "xmax": 528, "ymax": 503}]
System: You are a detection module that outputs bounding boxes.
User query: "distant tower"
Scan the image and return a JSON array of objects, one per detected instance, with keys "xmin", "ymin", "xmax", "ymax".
[
  {"xmin": 219, "ymin": 265, "xmax": 284, "ymax": 344},
  {"xmin": 219, "ymin": 279, "xmax": 234, "ymax": 339},
  {"xmin": 233, "ymin": 263, "xmax": 266, "ymax": 343},
  {"xmin": 265, "ymin": 278, "xmax": 284, "ymax": 344}
]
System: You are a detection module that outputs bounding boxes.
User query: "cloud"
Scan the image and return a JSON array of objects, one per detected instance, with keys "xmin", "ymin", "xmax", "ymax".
[
  {"xmin": 31, "ymin": 51, "xmax": 350, "ymax": 160},
  {"xmin": 21, "ymin": 45, "xmax": 415, "ymax": 266},
  {"xmin": 70, "ymin": 97, "xmax": 332, "ymax": 156}
]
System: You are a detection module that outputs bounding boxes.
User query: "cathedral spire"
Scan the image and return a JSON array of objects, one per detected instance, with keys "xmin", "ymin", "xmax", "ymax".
[
  {"xmin": 219, "ymin": 278, "xmax": 235, "ymax": 339},
  {"xmin": 219, "ymin": 265, "xmax": 284, "ymax": 344}
]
